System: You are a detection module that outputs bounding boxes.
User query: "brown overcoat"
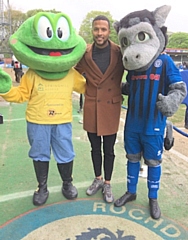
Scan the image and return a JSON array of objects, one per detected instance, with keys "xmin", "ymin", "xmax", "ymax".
[{"xmin": 75, "ymin": 40, "xmax": 125, "ymax": 136}]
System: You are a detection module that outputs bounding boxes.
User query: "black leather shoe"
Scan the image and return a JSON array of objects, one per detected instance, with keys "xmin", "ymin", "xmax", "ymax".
[
  {"xmin": 114, "ymin": 192, "xmax": 136, "ymax": 207},
  {"xmin": 149, "ymin": 198, "xmax": 161, "ymax": 219},
  {"xmin": 62, "ymin": 182, "xmax": 78, "ymax": 200}
]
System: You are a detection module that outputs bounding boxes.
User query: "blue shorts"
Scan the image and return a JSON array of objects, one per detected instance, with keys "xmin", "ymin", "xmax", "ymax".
[
  {"xmin": 124, "ymin": 131, "xmax": 163, "ymax": 166},
  {"xmin": 27, "ymin": 122, "xmax": 75, "ymax": 163}
]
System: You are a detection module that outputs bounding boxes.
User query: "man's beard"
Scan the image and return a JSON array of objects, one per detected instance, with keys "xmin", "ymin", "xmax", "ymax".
[{"xmin": 93, "ymin": 37, "xmax": 108, "ymax": 47}]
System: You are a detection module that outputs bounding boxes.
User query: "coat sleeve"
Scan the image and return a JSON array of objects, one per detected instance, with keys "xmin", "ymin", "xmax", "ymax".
[{"xmin": 74, "ymin": 59, "xmax": 84, "ymax": 75}]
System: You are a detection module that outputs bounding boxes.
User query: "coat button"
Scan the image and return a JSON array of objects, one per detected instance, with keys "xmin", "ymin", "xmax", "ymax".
[{"xmin": 97, "ymin": 100, "xmax": 100, "ymax": 102}]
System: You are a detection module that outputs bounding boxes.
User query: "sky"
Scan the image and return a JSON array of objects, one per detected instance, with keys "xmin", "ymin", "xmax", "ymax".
[{"xmin": 6, "ymin": 0, "xmax": 188, "ymax": 33}]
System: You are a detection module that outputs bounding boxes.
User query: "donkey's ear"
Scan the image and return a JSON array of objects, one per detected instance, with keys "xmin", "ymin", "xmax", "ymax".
[
  {"xmin": 153, "ymin": 5, "xmax": 171, "ymax": 28},
  {"xmin": 113, "ymin": 21, "xmax": 120, "ymax": 33}
]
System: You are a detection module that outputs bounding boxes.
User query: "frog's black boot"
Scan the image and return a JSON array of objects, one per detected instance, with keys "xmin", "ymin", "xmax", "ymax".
[
  {"xmin": 57, "ymin": 161, "xmax": 78, "ymax": 200},
  {"xmin": 33, "ymin": 160, "xmax": 49, "ymax": 206}
]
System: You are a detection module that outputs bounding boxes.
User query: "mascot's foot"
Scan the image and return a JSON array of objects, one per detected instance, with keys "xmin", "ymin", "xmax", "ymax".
[
  {"xmin": 149, "ymin": 198, "xmax": 161, "ymax": 219},
  {"xmin": 33, "ymin": 188, "xmax": 49, "ymax": 206},
  {"xmin": 114, "ymin": 192, "xmax": 136, "ymax": 207},
  {"xmin": 62, "ymin": 182, "xmax": 78, "ymax": 200}
]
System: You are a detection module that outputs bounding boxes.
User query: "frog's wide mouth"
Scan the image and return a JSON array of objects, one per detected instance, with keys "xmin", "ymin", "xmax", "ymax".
[{"xmin": 28, "ymin": 45, "xmax": 74, "ymax": 56}]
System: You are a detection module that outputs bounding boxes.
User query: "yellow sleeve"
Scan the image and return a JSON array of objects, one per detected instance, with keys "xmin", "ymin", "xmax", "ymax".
[
  {"xmin": 73, "ymin": 68, "xmax": 86, "ymax": 94},
  {"xmin": 0, "ymin": 70, "xmax": 34, "ymax": 103}
]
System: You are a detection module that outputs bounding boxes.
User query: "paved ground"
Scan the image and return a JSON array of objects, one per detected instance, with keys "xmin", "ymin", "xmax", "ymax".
[{"xmin": 0, "ymin": 68, "xmax": 188, "ymax": 239}]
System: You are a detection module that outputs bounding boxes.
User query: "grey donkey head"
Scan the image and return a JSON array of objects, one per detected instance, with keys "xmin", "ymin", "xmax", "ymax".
[{"xmin": 113, "ymin": 5, "xmax": 171, "ymax": 71}]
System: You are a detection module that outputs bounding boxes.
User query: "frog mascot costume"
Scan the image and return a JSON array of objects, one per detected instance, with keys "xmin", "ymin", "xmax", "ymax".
[
  {"xmin": 113, "ymin": 5, "xmax": 187, "ymax": 219},
  {"xmin": 0, "ymin": 12, "xmax": 86, "ymax": 206}
]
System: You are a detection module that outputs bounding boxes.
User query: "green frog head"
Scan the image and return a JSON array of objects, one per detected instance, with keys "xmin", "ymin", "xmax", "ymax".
[{"xmin": 9, "ymin": 12, "xmax": 86, "ymax": 80}]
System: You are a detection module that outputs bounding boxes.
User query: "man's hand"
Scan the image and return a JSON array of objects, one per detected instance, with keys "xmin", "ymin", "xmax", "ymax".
[{"xmin": 121, "ymin": 82, "xmax": 130, "ymax": 95}]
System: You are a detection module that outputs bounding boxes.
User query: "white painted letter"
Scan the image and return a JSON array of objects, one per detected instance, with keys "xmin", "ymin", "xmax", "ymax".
[
  {"xmin": 160, "ymin": 224, "xmax": 181, "ymax": 238},
  {"xmin": 93, "ymin": 202, "xmax": 106, "ymax": 212}
]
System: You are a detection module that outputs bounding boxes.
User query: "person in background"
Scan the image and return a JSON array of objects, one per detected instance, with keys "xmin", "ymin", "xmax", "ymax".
[
  {"xmin": 183, "ymin": 62, "xmax": 188, "ymax": 70},
  {"xmin": 77, "ymin": 94, "xmax": 83, "ymax": 113},
  {"xmin": 11, "ymin": 55, "xmax": 24, "ymax": 83},
  {"xmin": 75, "ymin": 15, "xmax": 125, "ymax": 203}
]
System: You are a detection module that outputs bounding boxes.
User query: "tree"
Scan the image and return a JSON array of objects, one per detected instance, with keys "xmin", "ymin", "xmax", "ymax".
[
  {"xmin": 7, "ymin": 10, "xmax": 26, "ymax": 33},
  {"xmin": 167, "ymin": 32, "xmax": 188, "ymax": 49},
  {"xmin": 78, "ymin": 11, "xmax": 119, "ymax": 44},
  {"xmin": 1, "ymin": 9, "xmax": 26, "ymax": 55}
]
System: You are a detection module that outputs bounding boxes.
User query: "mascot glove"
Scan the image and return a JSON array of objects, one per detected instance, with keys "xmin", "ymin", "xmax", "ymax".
[
  {"xmin": 156, "ymin": 82, "xmax": 187, "ymax": 117},
  {"xmin": 0, "ymin": 68, "xmax": 12, "ymax": 93},
  {"xmin": 122, "ymin": 82, "xmax": 130, "ymax": 95}
]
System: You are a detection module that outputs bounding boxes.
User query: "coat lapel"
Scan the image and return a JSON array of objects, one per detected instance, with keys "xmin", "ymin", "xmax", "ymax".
[
  {"xmin": 85, "ymin": 41, "xmax": 120, "ymax": 82},
  {"xmin": 85, "ymin": 44, "xmax": 103, "ymax": 78},
  {"xmin": 101, "ymin": 40, "xmax": 120, "ymax": 82}
]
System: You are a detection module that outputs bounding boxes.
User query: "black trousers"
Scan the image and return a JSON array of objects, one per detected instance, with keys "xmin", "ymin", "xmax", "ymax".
[
  {"xmin": 87, "ymin": 132, "xmax": 116, "ymax": 181},
  {"xmin": 79, "ymin": 94, "xmax": 83, "ymax": 110}
]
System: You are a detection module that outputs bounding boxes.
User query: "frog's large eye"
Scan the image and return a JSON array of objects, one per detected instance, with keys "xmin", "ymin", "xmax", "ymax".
[
  {"xmin": 136, "ymin": 32, "xmax": 150, "ymax": 42},
  {"xmin": 37, "ymin": 16, "xmax": 53, "ymax": 41},
  {"xmin": 56, "ymin": 17, "xmax": 70, "ymax": 41}
]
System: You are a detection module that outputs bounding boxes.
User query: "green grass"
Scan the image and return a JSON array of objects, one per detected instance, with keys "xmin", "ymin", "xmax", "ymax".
[{"xmin": 169, "ymin": 104, "xmax": 186, "ymax": 126}]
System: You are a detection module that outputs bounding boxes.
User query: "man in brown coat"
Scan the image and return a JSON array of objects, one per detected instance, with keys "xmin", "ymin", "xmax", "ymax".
[{"xmin": 75, "ymin": 15, "xmax": 125, "ymax": 203}]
